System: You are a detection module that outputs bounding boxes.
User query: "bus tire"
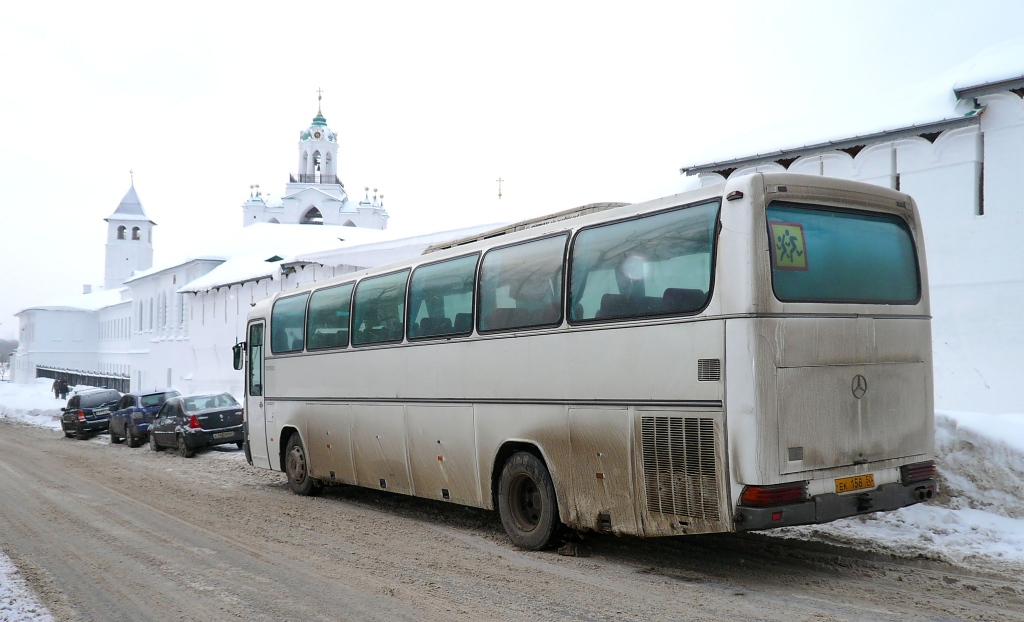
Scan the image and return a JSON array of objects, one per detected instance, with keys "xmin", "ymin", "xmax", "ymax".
[
  {"xmin": 497, "ymin": 452, "xmax": 560, "ymax": 550},
  {"xmin": 285, "ymin": 434, "xmax": 323, "ymax": 497}
]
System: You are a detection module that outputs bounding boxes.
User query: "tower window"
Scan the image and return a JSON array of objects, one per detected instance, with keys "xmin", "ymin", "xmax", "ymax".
[
  {"xmin": 132, "ymin": 227, "xmax": 141, "ymax": 240},
  {"xmin": 117, "ymin": 225, "xmax": 126, "ymax": 240}
]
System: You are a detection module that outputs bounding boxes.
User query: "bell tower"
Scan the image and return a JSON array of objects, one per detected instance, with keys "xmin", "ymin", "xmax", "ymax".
[
  {"xmin": 104, "ymin": 178, "xmax": 155, "ymax": 289},
  {"xmin": 243, "ymin": 91, "xmax": 387, "ymax": 229}
]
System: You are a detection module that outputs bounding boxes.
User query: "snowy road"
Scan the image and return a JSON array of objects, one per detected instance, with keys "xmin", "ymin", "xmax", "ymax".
[{"xmin": 1, "ymin": 420, "xmax": 1023, "ymax": 622}]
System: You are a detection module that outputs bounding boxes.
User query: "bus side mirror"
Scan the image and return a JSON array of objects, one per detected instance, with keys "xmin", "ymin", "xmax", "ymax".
[{"xmin": 232, "ymin": 342, "xmax": 246, "ymax": 371}]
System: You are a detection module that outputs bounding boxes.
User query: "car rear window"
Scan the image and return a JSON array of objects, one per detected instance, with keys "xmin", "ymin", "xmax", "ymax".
[
  {"xmin": 80, "ymin": 390, "xmax": 120, "ymax": 408},
  {"xmin": 183, "ymin": 394, "xmax": 239, "ymax": 412},
  {"xmin": 140, "ymin": 391, "xmax": 180, "ymax": 408},
  {"xmin": 766, "ymin": 202, "xmax": 920, "ymax": 304}
]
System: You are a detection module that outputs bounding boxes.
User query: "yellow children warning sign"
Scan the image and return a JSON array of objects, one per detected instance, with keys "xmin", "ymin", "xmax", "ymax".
[{"xmin": 770, "ymin": 222, "xmax": 808, "ymax": 270}]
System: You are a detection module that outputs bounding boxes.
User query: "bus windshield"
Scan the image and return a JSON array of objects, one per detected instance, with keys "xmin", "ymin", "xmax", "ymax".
[{"xmin": 766, "ymin": 202, "xmax": 920, "ymax": 304}]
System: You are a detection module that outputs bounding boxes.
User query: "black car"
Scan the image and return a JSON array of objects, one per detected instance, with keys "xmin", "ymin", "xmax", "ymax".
[
  {"xmin": 149, "ymin": 393, "xmax": 244, "ymax": 457},
  {"xmin": 109, "ymin": 389, "xmax": 181, "ymax": 447},
  {"xmin": 60, "ymin": 388, "xmax": 122, "ymax": 440}
]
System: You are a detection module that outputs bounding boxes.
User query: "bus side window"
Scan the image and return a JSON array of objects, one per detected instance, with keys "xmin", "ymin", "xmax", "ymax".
[
  {"xmin": 407, "ymin": 254, "xmax": 478, "ymax": 340},
  {"xmin": 569, "ymin": 201, "xmax": 719, "ymax": 322},
  {"xmin": 352, "ymin": 270, "xmax": 410, "ymax": 346},
  {"xmin": 478, "ymin": 234, "xmax": 567, "ymax": 333},
  {"xmin": 306, "ymin": 283, "xmax": 353, "ymax": 350},
  {"xmin": 270, "ymin": 293, "xmax": 310, "ymax": 354}
]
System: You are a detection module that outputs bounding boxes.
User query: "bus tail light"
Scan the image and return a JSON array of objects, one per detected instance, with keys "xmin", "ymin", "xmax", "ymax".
[
  {"xmin": 77, "ymin": 410, "xmax": 86, "ymax": 422},
  {"xmin": 739, "ymin": 482, "xmax": 807, "ymax": 507},
  {"xmin": 901, "ymin": 460, "xmax": 936, "ymax": 484},
  {"xmin": 188, "ymin": 415, "xmax": 202, "ymax": 430}
]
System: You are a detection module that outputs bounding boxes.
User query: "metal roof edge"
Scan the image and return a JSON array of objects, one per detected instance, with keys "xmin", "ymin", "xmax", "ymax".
[
  {"xmin": 953, "ymin": 76, "xmax": 1024, "ymax": 101},
  {"xmin": 679, "ymin": 114, "xmax": 982, "ymax": 176}
]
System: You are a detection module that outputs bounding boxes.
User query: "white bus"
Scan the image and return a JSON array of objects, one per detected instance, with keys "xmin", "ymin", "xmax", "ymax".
[{"xmin": 233, "ymin": 172, "xmax": 936, "ymax": 550}]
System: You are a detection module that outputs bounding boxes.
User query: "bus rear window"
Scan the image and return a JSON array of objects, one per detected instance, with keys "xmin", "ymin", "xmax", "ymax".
[{"xmin": 766, "ymin": 202, "xmax": 920, "ymax": 304}]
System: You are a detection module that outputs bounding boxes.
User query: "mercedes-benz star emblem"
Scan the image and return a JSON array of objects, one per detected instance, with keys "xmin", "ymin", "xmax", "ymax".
[{"xmin": 851, "ymin": 374, "xmax": 868, "ymax": 399}]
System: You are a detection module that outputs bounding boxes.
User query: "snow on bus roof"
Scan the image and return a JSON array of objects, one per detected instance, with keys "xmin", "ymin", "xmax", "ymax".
[{"xmin": 679, "ymin": 38, "xmax": 1024, "ymax": 174}]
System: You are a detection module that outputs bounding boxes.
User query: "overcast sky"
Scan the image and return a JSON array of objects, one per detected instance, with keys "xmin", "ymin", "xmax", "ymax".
[{"xmin": 1, "ymin": 1, "xmax": 1023, "ymax": 340}]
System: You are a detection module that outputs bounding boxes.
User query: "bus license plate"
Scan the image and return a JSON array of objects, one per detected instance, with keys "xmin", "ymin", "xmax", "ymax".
[
  {"xmin": 213, "ymin": 432, "xmax": 233, "ymax": 439},
  {"xmin": 835, "ymin": 474, "xmax": 875, "ymax": 494}
]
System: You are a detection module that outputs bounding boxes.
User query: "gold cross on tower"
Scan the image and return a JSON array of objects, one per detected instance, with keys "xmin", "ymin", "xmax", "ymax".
[{"xmin": 496, "ymin": 177, "xmax": 504, "ymax": 200}]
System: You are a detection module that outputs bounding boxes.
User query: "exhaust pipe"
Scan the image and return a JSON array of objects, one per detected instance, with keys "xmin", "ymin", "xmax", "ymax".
[{"xmin": 914, "ymin": 486, "xmax": 935, "ymax": 501}]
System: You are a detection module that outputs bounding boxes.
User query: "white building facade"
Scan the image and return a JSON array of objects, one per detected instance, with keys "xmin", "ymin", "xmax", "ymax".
[
  {"xmin": 11, "ymin": 104, "xmax": 400, "ymax": 396},
  {"xmin": 680, "ymin": 45, "xmax": 1024, "ymax": 413}
]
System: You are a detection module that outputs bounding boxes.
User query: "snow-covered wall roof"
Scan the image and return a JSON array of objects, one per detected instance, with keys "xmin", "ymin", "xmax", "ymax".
[
  {"xmin": 680, "ymin": 38, "xmax": 1024, "ymax": 173},
  {"xmin": 17, "ymin": 287, "xmax": 129, "ymax": 314},
  {"xmin": 175, "ymin": 223, "xmax": 500, "ymax": 293},
  {"xmin": 954, "ymin": 38, "xmax": 1024, "ymax": 94}
]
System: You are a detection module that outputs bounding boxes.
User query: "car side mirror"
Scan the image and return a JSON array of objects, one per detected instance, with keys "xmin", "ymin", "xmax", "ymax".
[{"xmin": 232, "ymin": 342, "xmax": 246, "ymax": 371}]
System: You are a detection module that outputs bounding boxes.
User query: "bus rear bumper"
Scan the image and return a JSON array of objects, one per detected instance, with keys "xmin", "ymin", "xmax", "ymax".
[{"xmin": 733, "ymin": 479, "xmax": 937, "ymax": 532}]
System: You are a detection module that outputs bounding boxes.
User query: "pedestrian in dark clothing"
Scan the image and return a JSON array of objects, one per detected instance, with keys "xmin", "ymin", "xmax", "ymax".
[
  {"xmin": 52, "ymin": 379, "xmax": 60, "ymax": 399},
  {"xmin": 58, "ymin": 379, "xmax": 69, "ymax": 400}
]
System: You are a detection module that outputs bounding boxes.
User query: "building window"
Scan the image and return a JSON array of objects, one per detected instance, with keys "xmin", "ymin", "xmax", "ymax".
[
  {"xmin": 132, "ymin": 227, "xmax": 141, "ymax": 240},
  {"xmin": 117, "ymin": 225, "xmax": 126, "ymax": 240}
]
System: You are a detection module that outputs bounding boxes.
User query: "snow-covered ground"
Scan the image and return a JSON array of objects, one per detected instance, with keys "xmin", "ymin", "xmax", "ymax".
[{"xmin": 1, "ymin": 378, "xmax": 1023, "ymax": 617}]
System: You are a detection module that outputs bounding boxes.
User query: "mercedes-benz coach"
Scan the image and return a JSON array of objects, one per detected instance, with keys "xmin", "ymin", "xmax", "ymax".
[{"xmin": 233, "ymin": 172, "xmax": 937, "ymax": 549}]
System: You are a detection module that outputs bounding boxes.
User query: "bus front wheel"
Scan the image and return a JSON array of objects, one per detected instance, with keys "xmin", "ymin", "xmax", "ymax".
[
  {"xmin": 498, "ymin": 452, "xmax": 560, "ymax": 550},
  {"xmin": 285, "ymin": 434, "xmax": 323, "ymax": 497}
]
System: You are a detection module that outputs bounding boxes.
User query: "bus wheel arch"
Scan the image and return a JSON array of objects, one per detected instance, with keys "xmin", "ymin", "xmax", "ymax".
[
  {"xmin": 492, "ymin": 442, "xmax": 562, "ymax": 550},
  {"xmin": 280, "ymin": 428, "xmax": 323, "ymax": 497}
]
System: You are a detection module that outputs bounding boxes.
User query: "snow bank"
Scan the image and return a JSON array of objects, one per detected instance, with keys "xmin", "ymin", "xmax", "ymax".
[
  {"xmin": 0, "ymin": 379, "xmax": 64, "ymax": 429},
  {"xmin": 772, "ymin": 410, "xmax": 1024, "ymax": 571},
  {"xmin": 0, "ymin": 552, "xmax": 53, "ymax": 622}
]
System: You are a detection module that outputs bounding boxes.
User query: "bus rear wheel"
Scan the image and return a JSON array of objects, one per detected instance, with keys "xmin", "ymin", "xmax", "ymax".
[
  {"xmin": 498, "ymin": 452, "xmax": 560, "ymax": 550},
  {"xmin": 285, "ymin": 434, "xmax": 323, "ymax": 497}
]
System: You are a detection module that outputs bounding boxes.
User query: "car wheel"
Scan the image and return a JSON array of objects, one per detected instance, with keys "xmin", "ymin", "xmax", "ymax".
[
  {"xmin": 109, "ymin": 422, "xmax": 123, "ymax": 444},
  {"xmin": 285, "ymin": 434, "xmax": 322, "ymax": 497},
  {"xmin": 235, "ymin": 441, "xmax": 244, "ymax": 450},
  {"xmin": 176, "ymin": 435, "xmax": 194, "ymax": 458},
  {"xmin": 61, "ymin": 422, "xmax": 74, "ymax": 438},
  {"xmin": 497, "ymin": 452, "xmax": 560, "ymax": 550},
  {"xmin": 126, "ymin": 425, "xmax": 141, "ymax": 448},
  {"xmin": 149, "ymin": 432, "xmax": 160, "ymax": 452}
]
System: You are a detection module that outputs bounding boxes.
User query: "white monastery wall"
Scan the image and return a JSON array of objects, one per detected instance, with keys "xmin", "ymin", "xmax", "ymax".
[{"xmin": 697, "ymin": 95, "xmax": 1024, "ymax": 412}]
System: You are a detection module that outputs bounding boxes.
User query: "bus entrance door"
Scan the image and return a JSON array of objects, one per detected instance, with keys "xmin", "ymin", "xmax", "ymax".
[{"xmin": 245, "ymin": 321, "xmax": 271, "ymax": 469}]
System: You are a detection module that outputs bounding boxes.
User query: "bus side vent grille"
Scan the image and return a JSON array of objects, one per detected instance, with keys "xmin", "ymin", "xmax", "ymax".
[
  {"xmin": 641, "ymin": 416, "xmax": 719, "ymax": 521},
  {"xmin": 698, "ymin": 359, "xmax": 721, "ymax": 382}
]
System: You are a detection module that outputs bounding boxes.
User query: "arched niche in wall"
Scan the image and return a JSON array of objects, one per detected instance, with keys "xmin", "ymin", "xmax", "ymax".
[{"xmin": 301, "ymin": 207, "xmax": 323, "ymax": 225}]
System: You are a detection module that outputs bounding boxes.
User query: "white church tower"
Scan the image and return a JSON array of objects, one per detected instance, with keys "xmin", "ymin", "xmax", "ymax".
[
  {"xmin": 104, "ymin": 181, "xmax": 155, "ymax": 289},
  {"xmin": 242, "ymin": 93, "xmax": 388, "ymax": 229}
]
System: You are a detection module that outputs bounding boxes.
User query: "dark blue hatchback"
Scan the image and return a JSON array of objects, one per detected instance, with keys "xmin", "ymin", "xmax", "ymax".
[{"xmin": 109, "ymin": 389, "xmax": 181, "ymax": 447}]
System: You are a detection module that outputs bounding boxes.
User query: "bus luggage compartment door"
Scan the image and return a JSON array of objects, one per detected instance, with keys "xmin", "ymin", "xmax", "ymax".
[{"xmin": 567, "ymin": 407, "xmax": 637, "ymax": 535}]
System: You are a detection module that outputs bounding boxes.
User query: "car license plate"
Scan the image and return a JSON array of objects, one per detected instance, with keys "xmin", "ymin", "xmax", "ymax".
[
  {"xmin": 835, "ymin": 474, "xmax": 875, "ymax": 494},
  {"xmin": 213, "ymin": 432, "xmax": 233, "ymax": 439}
]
